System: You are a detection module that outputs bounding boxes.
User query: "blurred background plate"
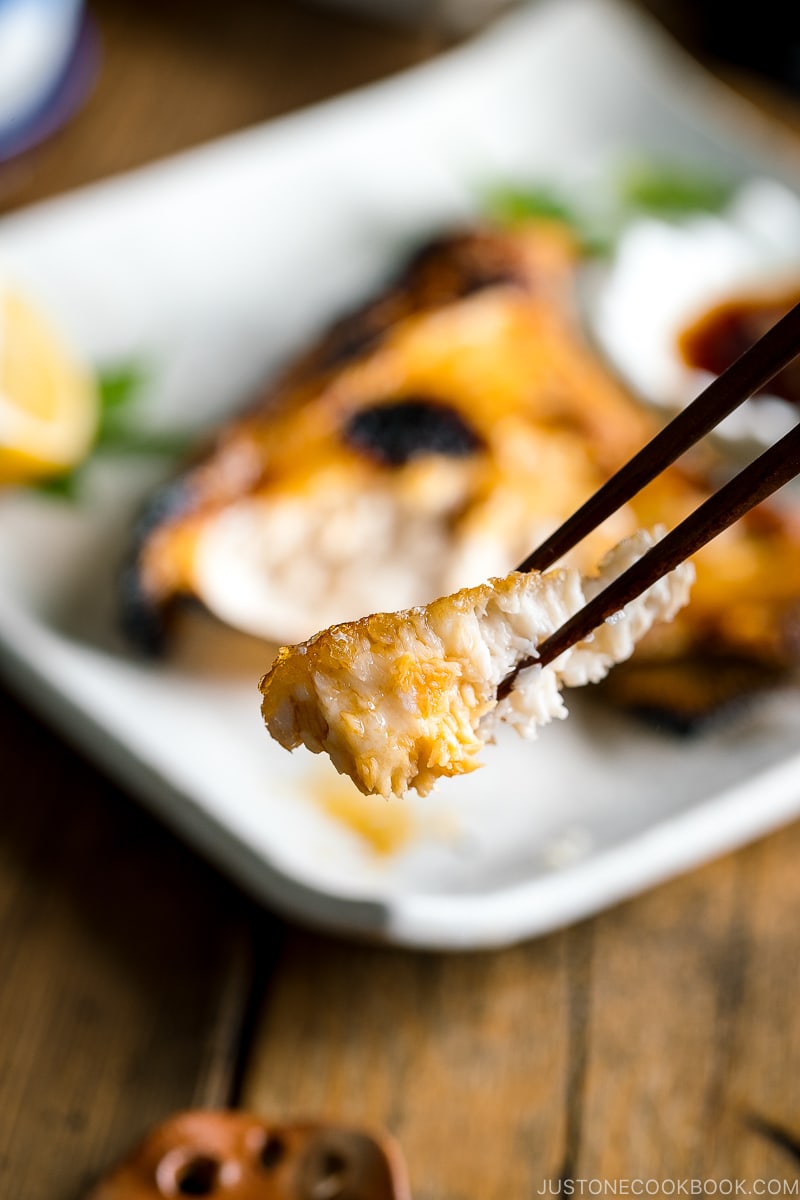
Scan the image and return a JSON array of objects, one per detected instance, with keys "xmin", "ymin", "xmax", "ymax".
[{"xmin": 2, "ymin": 0, "xmax": 800, "ymax": 948}]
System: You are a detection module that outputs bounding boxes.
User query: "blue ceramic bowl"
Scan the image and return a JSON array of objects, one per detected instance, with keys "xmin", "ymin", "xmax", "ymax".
[{"xmin": 0, "ymin": 0, "xmax": 96, "ymax": 161}]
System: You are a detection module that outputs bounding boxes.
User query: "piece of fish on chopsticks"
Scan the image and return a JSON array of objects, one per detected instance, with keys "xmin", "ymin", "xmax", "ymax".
[{"xmin": 259, "ymin": 529, "xmax": 693, "ymax": 798}]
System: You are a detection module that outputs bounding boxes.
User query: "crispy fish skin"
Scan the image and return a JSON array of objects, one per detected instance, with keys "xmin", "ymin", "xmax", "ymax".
[{"xmin": 259, "ymin": 530, "xmax": 694, "ymax": 798}]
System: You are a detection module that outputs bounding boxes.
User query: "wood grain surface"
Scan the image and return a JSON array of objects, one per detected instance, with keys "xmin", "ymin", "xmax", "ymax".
[
  {"xmin": 0, "ymin": 687, "xmax": 265, "ymax": 1199},
  {"xmin": 2, "ymin": 3, "xmax": 800, "ymax": 1200},
  {"xmin": 241, "ymin": 833, "xmax": 800, "ymax": 1200}
]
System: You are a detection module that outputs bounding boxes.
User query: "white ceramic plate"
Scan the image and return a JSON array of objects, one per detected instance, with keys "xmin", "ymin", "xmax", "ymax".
[{"xmin": 3, "ymin": 0, "xmax": 800, "ymax": 950}]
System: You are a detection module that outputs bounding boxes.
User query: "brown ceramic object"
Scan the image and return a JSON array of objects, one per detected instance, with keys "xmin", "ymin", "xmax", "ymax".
[{"xmin": 86, "ymin": 1110, "xmax": 411, "ymax": 1200}]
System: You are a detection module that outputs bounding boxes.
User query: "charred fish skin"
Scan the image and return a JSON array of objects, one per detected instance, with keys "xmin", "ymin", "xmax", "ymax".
[
  {"xmin": 305, "ymin": 228, "xmax": 530, "ymax": 375},
  {"xmin": 119, "ymin": 472, "xmax": 201, "ymax": 655},
  {"xmin": 119, "ymin": 409, "xmax": 271, "ymax": 655},
  {"xmin": 119, "ymin": 557, "xmax": 165, "ymax": 656},
  {"xmin": 342, "ymin": 396, "xmax": 485, "ymax": 466}
]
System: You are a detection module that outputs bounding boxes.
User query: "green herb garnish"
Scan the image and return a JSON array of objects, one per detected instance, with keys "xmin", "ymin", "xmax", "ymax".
[
  {"xmin": 28, "ymin": 468, "xmax": 85, "ymax": 499},
  {"xmin": 97, "ymin": 362, "xmax": 148, "ymax": 414},
  {"xmin": 483, "ymin": 184, "xmax": 581, "ymax": 227},
  {"xmin": 93, "ymin": 427, "xmax": 193, "ymax": 457},
  {"xmin": 94, "ymin": 361, "xmax": 193, "ymax": 457},
  {"xmin": 481, "ymin": 183, "xmax": 613, "ymax": 256},
  {"xmin": 617, "ymin": 160, "xmax": 737, "ymax": 218}
]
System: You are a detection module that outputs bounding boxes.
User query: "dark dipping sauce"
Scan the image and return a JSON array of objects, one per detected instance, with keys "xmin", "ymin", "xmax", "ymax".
[{"xmin": 678, "ymin": 286, "xmax": 800, "ymax": 406}]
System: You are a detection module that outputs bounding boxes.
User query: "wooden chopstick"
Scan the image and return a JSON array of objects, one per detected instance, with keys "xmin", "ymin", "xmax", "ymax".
[{"xmin": 496, "ymin": 302, "xmax": 800, "ymax": 701}]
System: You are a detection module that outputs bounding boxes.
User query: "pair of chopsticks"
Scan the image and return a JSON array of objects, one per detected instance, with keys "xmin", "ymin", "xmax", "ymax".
[{"xmin": 497, "ymin": 300, "xmax": 800, "ymax": 700}]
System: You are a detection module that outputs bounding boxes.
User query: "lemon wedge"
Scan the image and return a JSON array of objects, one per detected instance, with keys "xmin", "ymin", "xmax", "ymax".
[{"xmin": 0, "ymin": 287, "xmax": 98, "ymax": 485}]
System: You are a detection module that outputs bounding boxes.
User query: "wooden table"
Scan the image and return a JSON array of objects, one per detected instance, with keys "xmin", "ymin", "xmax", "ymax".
[{"xmin": 3, "ymin": 3, "xmax": 800, "ymax": 1197}]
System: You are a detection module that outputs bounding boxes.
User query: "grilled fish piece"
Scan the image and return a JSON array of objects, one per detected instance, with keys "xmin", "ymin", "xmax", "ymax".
[
  {"xmin": 121, "ymin": 222, "xmax": 654, "ymax": 653},
  {"xmin": 259, "ymin": 530, "xmax": 693, "ymax": 798},
  {"xmin": 123, "ymin": 220, "xmax": 800, "ymax": 728}
]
